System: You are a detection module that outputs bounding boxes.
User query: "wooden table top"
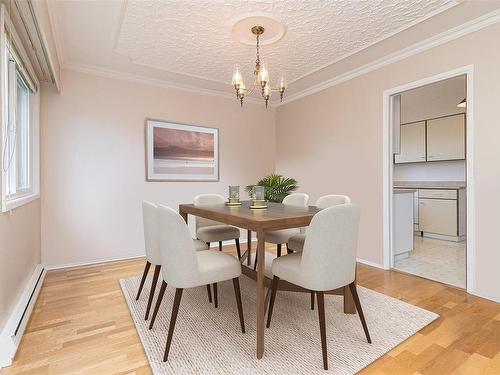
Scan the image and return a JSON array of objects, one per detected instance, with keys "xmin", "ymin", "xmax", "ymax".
[{"xmin": 179, "ymin": 201, "xmax": 321, "ymax": 232}]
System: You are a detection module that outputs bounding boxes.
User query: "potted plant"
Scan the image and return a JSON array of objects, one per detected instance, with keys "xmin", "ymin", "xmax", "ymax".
[{"xmin": 245, "ymin": 174, "xmax": 298, "ymax": 203}]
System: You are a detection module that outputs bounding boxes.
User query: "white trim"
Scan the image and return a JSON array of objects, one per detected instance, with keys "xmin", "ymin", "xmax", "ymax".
[
  {"xmin": 45, "ymin": 253, "xmax": 145, "ymax": 271},
  {"xmin": 46, "ymin": 7, "xmax": 500, "ymax": 107},
  {"xmin": 356, "ymin": 258, "xmax": 385, "ymax": 270},
  {"xmin": 382, "ymin": 65, "xmax": 476, "ymax": 295},
  {"xmin": 278, "ymin": 9, "xmax": 500, "ymax": 106},
  {"xmin": 0, "ymin": 264, "xmax": 45, "ymax": 368},
  {"xmin": 469, "ymin": 291, "xmax": 500, "ymax": 304},
  {"xmin": 4, "ymin": 192, "xmax": 39, "ymax": 211},
  {"xmin": 45, "ymin": 0, "xmax": 65, "ymax": 66},
  {"xmin": 62, "ymin": 62, "xmax": 265, "ymax": 106},
  {"xmin": 288, "ymin": 1, "xmax": 459, "ymax": 85},
  {"xmin": 45, "ymin": 237, "xmax": 259, "ymax": 271}
]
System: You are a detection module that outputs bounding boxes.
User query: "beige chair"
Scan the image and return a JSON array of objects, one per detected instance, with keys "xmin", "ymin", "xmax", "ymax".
[
  {"xmin": 266, "ymin": 204, "xmax": 371, "ymax": 370},
  {"xmin": 149, "ymin": 205, "xmax": 245, "ymax": 362},
  {"xmin": 287, "ymin": 195, "xmax": 351, "ymax": 253},
  {"xmin": 252, "ymin": 193, "xmax": 309, "ymax": 271},
  {"xmin": 194, "ymin": 194, "xmax": 242, "ymax": 258},
  {"xmin": 138, "ymin": 201, "xmax": 210, "ymax": 320}
]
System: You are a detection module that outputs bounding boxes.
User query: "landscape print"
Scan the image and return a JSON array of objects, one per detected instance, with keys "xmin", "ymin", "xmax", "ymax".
[{"xmin": 146, "ymin": 120, "xmax": 218, "ymax": 181}]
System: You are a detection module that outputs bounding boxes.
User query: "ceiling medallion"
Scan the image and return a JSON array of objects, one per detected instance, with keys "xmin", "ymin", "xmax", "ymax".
[{"xmin": 231, "ymin": 25, "xmax": 287, "ymax": 108}]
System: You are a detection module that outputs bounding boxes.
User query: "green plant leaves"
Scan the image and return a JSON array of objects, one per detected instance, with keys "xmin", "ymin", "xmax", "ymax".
[{"xmin": 245, "ymin": 174, "xmax": 298, "ymax": 203}]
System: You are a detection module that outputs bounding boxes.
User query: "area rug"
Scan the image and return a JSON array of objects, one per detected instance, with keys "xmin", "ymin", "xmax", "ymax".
[{"xmin": 120, "ymin": 273, "xmax": 438, "ymax": 374}]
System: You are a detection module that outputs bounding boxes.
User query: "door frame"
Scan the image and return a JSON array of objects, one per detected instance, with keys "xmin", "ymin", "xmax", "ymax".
[{"xmin": 382, "ymin": 65, "xmax": 475, "ymax": 294}]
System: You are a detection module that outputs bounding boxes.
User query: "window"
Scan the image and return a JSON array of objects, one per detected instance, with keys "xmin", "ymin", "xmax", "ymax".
[
  {"xmin": 5, "ymin": 58, "xmax": 30, "ymax": 198},
  {"xmin": 1, "ymin": 7, "xmax": 39, "ymax": 212}
]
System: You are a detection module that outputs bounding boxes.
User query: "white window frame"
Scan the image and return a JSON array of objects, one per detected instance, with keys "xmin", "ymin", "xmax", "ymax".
[{"xmin": 0, "ymin": 5, "xmax": 39, "ymax": 212}]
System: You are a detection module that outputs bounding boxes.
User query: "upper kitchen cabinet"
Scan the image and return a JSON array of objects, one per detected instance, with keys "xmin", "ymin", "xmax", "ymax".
[
  {"xmin": 395, "ymin": 121, "xmax": 426, "ymax": 164},
  {"xmin": 427, "ymin": 114, "xmax": 465, "ymax": 161}
]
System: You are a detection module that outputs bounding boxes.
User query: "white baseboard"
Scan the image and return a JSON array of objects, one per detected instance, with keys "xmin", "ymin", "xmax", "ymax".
[
  {"xmin": 356, "ymin": 258, "xmax": 386, "ymax": 270},
  {"xmin": 45, "ymin": 254, "xmax": 146, "ymax": 271},
  {"xmin": 0, "ymin": 264, "xmax": 46, "ymax": 368},
  {"xmin": 44, "ymin": 239, "xmax": 260, "ymax": 271},
  {"xmin": 469, "ymin": 290, "xmax": 500, "ymax": 304}
]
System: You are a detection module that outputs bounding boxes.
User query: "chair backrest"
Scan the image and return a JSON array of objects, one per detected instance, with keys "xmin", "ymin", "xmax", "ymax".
[
  {"xmin": 193, "ymin": 194, "xmax": 225, "ymax": 230},
  {"xmin": 283, "ymin": 193, "xmax": 309, "ymax": 207},
  {"xmin": 142, "ymin": 201, "xmax": 161, "ymax": 265},
  {"xmin": 158, "ymin": 205, "xmax": 200, "ymax": 288},
  {"xmin": 300, "ymin": 204, "xmax": 360, "ymax": 291},
  {"xmin": 315, "ymin": 194, "xmax": 351, "ymax": 209}
]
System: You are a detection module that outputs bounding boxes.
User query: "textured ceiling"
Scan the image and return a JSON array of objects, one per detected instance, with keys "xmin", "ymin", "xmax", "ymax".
[{"xmin": 114, "ymin": 0, "xmax": 455, "ymax": 85}]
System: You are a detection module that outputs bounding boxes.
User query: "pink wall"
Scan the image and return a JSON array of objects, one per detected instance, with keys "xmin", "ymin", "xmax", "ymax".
[
  {"xmin": 276, "ymin": 24, "xmax": 500, "ymax": 301},
  {"xmin": 40, "ymin": 69, "xmax": 275, "ymax": 267},
  {"xmin": 0, "ymin": 200, "xmax": 41, "ymax": 330}
]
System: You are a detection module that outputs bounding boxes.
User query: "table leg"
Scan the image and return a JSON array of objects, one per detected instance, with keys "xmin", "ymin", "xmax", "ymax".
[
  {"xmin": 256, "ymin": 230, "xmax": 265, "ymax": 359},
  {"xmin": 343, "ymin": 284, "xmax": 356, "ymax": 314},
  {"xmin": 247, "ymin": 230, "xmax": 252, "ymax": 266}
]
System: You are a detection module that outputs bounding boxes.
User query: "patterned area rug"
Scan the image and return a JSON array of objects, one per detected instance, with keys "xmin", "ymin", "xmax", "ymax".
[{"xmin": 120, "ymin": 274, "xmax": 438, "ymax": 374}]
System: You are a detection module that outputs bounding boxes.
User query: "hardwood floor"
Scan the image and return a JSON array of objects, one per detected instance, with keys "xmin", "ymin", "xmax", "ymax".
[{"xmin": 2, "ymin": 243, "xmax": 499, "ymax": 374}]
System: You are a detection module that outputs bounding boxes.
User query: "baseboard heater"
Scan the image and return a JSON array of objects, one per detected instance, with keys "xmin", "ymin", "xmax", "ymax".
[{"xmin": 0, "ymin": 264, "xmax": 46, "ymax": 368}]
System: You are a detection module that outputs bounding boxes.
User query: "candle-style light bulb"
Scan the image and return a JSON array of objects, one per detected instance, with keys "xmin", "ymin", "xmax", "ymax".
[
  {"xmin": 258, "ymin": 62, "xmax": 269, "ymax": 88},
  {"xmin": 277, "ymin": 72, "xmax": 287, "ymax": 102},
  {"xmin": 232, "ymin": 64, "xmax": 242, "ymax": 88}
]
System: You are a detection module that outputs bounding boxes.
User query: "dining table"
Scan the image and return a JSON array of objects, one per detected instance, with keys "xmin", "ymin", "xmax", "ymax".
[{"xmin": 178, "ymin": 200, "xmax": 357, "ymax": 359}]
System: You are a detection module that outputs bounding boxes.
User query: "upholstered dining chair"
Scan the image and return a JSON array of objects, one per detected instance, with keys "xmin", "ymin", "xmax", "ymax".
[
  {"xmin": 253, "ymin": 193, "xmax": 309, "ymax": 271},
  {"xmin": 137, "ymin": 201, "xmax": 210, "ymax": 320},
  {"xmin": 149, "ymin": 205, "xmax": 245, "ymax": 362},
  {"xmin": 287, "ymin": 195, "xmax": 351, "ymax": 253},
  {"xmin": 194, "ymin": 194, "xmax": 242, "ymax": 259},
  {"xmin": 286, "ymin": 195, "xmax": 351, "ymax": 310},
  {"xmin": 266, "ymin": 204, "xmax": 371, "ymax": 370}
]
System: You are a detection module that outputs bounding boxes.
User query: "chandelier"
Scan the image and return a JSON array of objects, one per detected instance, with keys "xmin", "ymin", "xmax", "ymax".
[{"xmin": 231, "ymin": 26, "xmax": 287, "ymax": 108}]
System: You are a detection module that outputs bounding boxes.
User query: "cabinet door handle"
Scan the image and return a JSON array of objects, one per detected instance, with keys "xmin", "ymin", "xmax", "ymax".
[{"xmin": 428, "ymin": 155, "xmax": 434, "ymax": 159}]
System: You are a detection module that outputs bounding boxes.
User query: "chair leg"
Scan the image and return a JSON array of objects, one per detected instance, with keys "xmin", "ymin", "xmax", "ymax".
[
  {"xmin": 235, "ymin": 238, "xmax": 242, "ymax": 259},
  {"xmin": 163, "ymin": 288, "xmax": 183, "ymax": 362},
  {"xmin": 213, "ymin": 283, "xmax": 218, "ymax": 308},
  {"xmin": 136, "ymin": 261, "xmax": 151, "ymax": 300},
  {"xmin": 266, "ymin": 276, "xmax": 279, "ymax": 328},
  {"xmin": 277, "ymin": 243, "xmax": 282, "ymax": 257},
  {"xmin": 232, "ymin": 278, "xmax": 245, "ymax": 333},
  {"xmin": 247, "ymin": 230, "xmax": 252, "ymax": 266},
  {"xmin": 349, "ymin": 282, "xmax": 372, "ymax": 343},
  {"xmin": 149, "ymin": 281, "xmax": 167, "ymax": 329},
  {"xmin": 218, "ymin": 241, "xmax": 223, "ymax": 251},
  {"xmin": 145, "ymin": 265, "xmax": 161, "ymax": 320},
  {"xmin": 206, "ymin": 284, "xmax": 212, "ymax": 303},
  {"xmin": 317, "ymin": 291, "xmax": 328, "ymax": 370},
  {"xmin": 253, "ymin": 250, "xmax": 258, "ymax": 271},
  {"xmin": 311, "ymin": 291, "xmax": 315, "ymax": 310},
  {"xmin": 286, "ymin": 244, "xmax": 293, "ymax": 254}
]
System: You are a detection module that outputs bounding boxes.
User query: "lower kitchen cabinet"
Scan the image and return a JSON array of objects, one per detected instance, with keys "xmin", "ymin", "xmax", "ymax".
[{"xmin": 418, "ymin": 198, "xmax": 457, "ymax": 236}]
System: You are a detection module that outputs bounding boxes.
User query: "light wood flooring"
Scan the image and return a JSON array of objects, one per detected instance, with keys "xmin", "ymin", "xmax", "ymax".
[{"xmin": 1, "ymin": 243, "xmax": 499, "ymax": 375}]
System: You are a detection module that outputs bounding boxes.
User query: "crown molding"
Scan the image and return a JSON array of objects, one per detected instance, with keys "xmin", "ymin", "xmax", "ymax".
[
  {"xmin": 287, "ymin": 1, "xmax": 459, "ymax": 85},
  {"xmin": 277, "ymin": 8, "xmax": 500, "ymax": 106},
  {"xmin": 62, "ymin": 62, "xmax": 268, "ymax": 106}
]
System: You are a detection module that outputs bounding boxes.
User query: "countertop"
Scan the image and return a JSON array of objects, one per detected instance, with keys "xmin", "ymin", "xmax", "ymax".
[
  {"xmin": 394, "ymin": 189, "xmax": 417, "ymax": 194},
  {"xmin": 394, "ymin": 181, "xmax": 466, "ymax": 189}
]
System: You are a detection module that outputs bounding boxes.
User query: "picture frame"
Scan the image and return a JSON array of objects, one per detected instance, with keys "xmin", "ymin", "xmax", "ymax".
[{"xmin": 145, "ymin": 119, "xmax": 219, "ymax": 181}]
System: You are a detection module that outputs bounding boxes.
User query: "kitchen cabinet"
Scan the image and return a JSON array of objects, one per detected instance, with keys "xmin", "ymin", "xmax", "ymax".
[
  {"xmin": 394, "ymin": 121, "xmax": 426, "ymax": 164},
  {"xmin": 419, "ymin": 198, "xmax": 457, "ymax": 236},
  {"xmin": 426, "ymin": 114, "xmax": 465, "ymax": 161}
]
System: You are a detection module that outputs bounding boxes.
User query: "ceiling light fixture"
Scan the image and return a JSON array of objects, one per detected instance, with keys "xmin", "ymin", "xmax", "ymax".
[{"xmin": 231, "ymin": 26, "xmax": 287, "ymax": 108}]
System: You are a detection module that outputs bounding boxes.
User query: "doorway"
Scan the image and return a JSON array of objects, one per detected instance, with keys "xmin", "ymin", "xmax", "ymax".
[{"xmin": 383, "ymin": 66, "xmax": 475, "ymax": 293}]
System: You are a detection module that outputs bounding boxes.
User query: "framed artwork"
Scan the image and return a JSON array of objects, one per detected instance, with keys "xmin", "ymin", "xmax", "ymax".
[{"xmin": 145, "ymin": 119, "xmax": 219, "ymax": 181}]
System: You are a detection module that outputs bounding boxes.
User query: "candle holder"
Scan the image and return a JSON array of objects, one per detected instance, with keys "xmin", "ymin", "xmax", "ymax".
[
  {"xmin": 226, "ymin": 185, "xmax": 242, "ymax": 206},
  {"xmin": 250, "ymin": 185, "xmax": 267, "ymax": 209}
]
